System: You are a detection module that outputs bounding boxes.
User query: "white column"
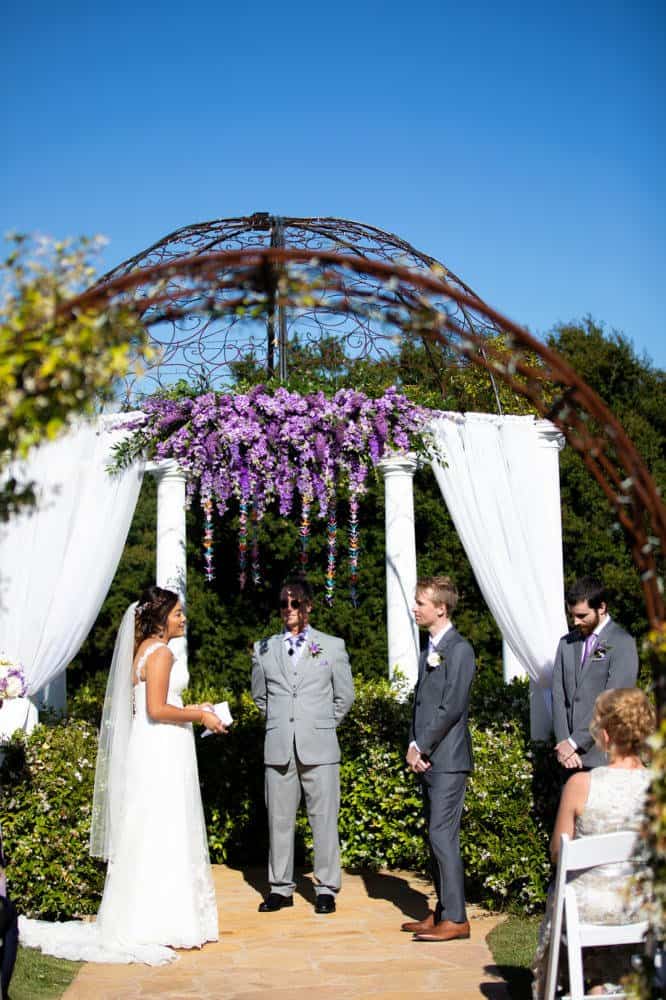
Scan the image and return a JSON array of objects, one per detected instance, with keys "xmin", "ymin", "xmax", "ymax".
[
  {"xmin": 148, "ymin": 460, "xmax": 188, "ymax": 666},
  {"xmin": 378, "ymin": 454, "xmax": 420, "ymax": 690}
]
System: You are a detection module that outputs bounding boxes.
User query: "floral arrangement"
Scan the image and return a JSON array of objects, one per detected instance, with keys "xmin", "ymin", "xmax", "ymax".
[
  {"xmin": 0, "ymin": 654, "xmax": 28, "ymax": 699},
  {"xmin": 114, "ymin": 384, "xmax": 436, "ymax": 602}
]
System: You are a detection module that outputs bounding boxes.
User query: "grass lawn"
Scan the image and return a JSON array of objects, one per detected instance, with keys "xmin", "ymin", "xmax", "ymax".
[
  {"xmin": 10, "ymin": 946, "xmax": 82, "ymax": 1000},
  {"xmin": 486, "ymin": 913, "xmax": 541, "ymax": 1000}
]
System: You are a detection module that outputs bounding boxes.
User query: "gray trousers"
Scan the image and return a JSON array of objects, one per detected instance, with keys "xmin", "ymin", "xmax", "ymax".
[
  {"xmin": 421, "ymin": 769, "xmax": 468, "ymax": 923},
  {"xmin": 265, "ymin": 745, "xmax": 341, "ymax": 897}
]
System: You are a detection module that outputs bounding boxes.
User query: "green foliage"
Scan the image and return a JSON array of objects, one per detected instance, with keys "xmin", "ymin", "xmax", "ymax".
[
  {"xmin": 0, "ymin": 234, "xmax": 152, "ymax": 520},
  {"xmin": 463, "ymin": 724, "xmax": 551, "ymax": 912},
  {"xmin": 549, "ymin": 318, "xmax": 666, "ymax": 641},
  {"xmin": 0, "ymin": 720, "xmax": 105, "ymax": 919}
]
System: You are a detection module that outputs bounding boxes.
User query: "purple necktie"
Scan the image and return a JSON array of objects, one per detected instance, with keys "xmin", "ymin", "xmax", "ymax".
[{"xmin": 581, "ymin": 633, "xmax": 598, "ymax": 666}]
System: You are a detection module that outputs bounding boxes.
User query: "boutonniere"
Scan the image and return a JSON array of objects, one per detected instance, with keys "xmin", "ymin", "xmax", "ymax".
[
  {"xmin": 309, "ymin": 641, "xmax": 323, "ymax": 658},
  {"xmin": 426, "ymin": 651, "xmax": 442, "ymax": 669},
  {"xmin": 592, "ymin": 643, "xmax": 612, "ymax": 661}
]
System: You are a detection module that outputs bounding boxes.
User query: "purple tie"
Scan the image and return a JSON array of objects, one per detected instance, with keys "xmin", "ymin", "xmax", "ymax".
[{"xmin": 581, "ymin": 633, "xmax": 598, "ymax": 666}]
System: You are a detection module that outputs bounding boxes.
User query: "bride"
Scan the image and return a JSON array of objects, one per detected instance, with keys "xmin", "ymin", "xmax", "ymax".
[{"xmin": 20, "ymin": 586, "xmax": 227, "ymax": 965}]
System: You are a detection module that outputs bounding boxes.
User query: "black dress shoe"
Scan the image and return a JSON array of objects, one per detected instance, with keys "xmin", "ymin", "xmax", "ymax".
[
  {"xmin": 314, "ymin": 893, "xmax": 336, "ymax": 914},
  {"xmin": 258, "ymin": 892, "xmax": 294, "ymax": 912}
]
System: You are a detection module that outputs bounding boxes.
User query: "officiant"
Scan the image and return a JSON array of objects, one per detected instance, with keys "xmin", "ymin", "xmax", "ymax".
[{"xmin": 251, "ymin": 576, "xmax": 355, "ymax": 915}]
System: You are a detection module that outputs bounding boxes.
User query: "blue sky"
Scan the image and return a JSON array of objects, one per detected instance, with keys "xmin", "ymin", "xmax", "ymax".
[{"xmin": 3, "ymin": 1, "xmax": 664, "ymax": 367}]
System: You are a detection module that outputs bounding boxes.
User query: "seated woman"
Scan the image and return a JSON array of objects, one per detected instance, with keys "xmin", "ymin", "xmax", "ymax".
[{"xmin": 532, "ymin": 687, "xmax": 656, "ymax": 999}]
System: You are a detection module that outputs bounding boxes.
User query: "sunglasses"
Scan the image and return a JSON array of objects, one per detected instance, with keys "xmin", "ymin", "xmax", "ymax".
[{"xmin": 279, "ymin": 598, "xmax": 303, "ymax": 609}]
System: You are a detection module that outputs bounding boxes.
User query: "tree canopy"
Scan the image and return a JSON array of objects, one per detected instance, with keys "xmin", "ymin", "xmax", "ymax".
[{"xmin": 0, "ymin": 235, "xmax": 151, "ymax": 520}]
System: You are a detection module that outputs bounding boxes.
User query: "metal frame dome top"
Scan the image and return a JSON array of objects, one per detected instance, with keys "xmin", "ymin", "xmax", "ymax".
[
  {"xmin": 102, "ymin": 213, "xmax": 475, "ymax": 290},
  {"xmin": 98, "ymin": 213, "xmax": 505, "ymax": 401}
]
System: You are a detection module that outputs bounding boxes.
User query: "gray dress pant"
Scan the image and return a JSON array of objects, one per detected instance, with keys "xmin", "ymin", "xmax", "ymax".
[
  {"xmin": 265, "ymin": 744, "xmax": 341, "ymax": 897},
  {"xmin": 421, "ymin": 769, "xmax": 468, "ymax": 923}
]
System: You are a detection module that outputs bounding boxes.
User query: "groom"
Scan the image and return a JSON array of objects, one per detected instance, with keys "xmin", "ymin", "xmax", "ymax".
[
  {"xmin": 402, "ymin": 575, "xmax": 475, "ymax": 942},
  {"xmin": 251, "ymin": 576, "xmax": 355, "ymax": 914}
]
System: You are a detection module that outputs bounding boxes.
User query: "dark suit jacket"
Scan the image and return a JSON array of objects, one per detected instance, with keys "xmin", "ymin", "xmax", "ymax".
[
  {"xmin": 409, "ymin": 626, "xmax": 475, "ymax": 773},
  {"xmin": 551, "ymin": 618, "xmax": 638, "ymax": 767}
]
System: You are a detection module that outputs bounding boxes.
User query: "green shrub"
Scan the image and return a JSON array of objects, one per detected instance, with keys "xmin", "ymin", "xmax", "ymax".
[
  {"xmin": 463, "ymin": 723, "xmax": 551, "ymax": 911},
  {"xmin": 0, "ymin": 720, "xmax": 105, "ymax": 919},
  {"xmin": 3, "ymin": 676, "xmax": 558, "ymax": 918}
]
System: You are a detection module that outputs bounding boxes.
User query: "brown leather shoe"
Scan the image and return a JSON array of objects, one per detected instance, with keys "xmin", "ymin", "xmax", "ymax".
[
  {"xmin": 413, "ymin": 919, "xmax": 471, "ymax": 942},
  {"xmin": 401, "ymin": 910, "xmax": 437, "ymax": 933}
]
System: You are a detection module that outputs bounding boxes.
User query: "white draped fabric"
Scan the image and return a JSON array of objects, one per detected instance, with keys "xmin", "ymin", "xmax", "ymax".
[
  {"xmin": 0, "ymin": 416, "xmax": 144, "ymax": 733},
  {"xmin": 428, "ymin": 413, "xmax": 567, "ymax": 691}
]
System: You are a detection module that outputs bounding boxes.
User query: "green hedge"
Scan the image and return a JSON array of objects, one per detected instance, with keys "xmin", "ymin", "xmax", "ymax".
[
  {"xmin": 1, "ymin": 677, "xmax": 557, "ymax": 919},
  {"xmin": 0, "ymin": 720, "xmax": 106, "ymax": 919}
]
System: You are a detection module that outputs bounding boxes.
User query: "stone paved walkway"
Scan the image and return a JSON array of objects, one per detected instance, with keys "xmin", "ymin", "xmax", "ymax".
[{"xmin": 63, "ymin": 866, "xmax": 510, "ymax": 999}]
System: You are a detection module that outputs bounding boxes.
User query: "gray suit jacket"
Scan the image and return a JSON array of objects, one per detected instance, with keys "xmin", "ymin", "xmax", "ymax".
[
  {"xmin": 251, "ymin": 627, "xmax": 355, "ymax": 766},
  {"xmin": 409, "ymin": 626, "xmax": 475, "ymax": 773},
  {"xmin": 551, "ymin": 618, "xmax": 639, "ymax": 767}
]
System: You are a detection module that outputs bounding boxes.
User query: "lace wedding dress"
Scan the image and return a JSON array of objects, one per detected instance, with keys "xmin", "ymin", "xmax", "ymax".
[
  {"xmin": 20, "ymin": 643, "xmax": 218, "ymax": 965},
  {"xmin": 532, "ymin": 766, "xmax": 652, "ymax": 999}
]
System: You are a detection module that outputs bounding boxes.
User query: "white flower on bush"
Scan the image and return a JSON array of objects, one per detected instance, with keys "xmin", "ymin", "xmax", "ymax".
[{"xmin": 0, "ymin": 654, "xmax": 28, "ymax": 699}]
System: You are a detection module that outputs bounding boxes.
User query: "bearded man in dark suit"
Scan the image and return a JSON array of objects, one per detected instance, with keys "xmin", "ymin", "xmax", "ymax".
[
  {"xmin": 402, "ymin": 575, "xmax": 475, "ymax": 943},
  {"xmin": 552, "ymin": 576, "xmax": 638, "ymax": 771}
]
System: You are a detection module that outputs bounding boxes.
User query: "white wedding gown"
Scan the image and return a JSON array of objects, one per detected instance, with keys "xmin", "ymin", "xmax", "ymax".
[{"xmin": 20, "ymin": 643, "xmax": 219, "ymax": 965}]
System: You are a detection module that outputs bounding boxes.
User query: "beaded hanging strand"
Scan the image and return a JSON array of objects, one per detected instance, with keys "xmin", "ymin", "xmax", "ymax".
[
  {"xmin": 299, "ymin": 493, "xmax": 312, "ymax": 570},
  {"xmin": 251, "ymin": 504, "xmax": 261, "ymax": 586},
  {"xmin": 203, "ymin": 495, "xmax": 215, "ymax": 582},
  {"xmin": 325, "ymin": 497, "xmax": 337, "ymax": 606},
  {"xmin": 348, "ymin": 494, "xmax": 360, "ymax": 607},
  {"xmin": 238, "ymin": 499, "xmax": 249, "ymax": 589}
]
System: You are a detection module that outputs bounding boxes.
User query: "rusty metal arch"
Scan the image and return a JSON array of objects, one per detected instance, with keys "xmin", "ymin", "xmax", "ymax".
[{"xmin": 67, "ymin": 229, "xmax": 665, "ymax": 698}]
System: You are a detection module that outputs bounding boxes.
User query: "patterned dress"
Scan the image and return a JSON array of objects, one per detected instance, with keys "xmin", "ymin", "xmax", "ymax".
[{"xmin": 532, "ymin": 766, "xmax": 651, "ymax": 999}]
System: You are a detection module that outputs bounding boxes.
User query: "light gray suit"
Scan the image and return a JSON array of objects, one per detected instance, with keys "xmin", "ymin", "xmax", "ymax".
[
  {"xmin": 251, "ymin": 627, "xmax": 354, "ymax": 897},
  {"xmin": 552, "ymin": 618, "xmax": 638, "ymax": 768},
  {"xmin": 409, "ymin": 626, "xmax": 475, "ymax": 924}
]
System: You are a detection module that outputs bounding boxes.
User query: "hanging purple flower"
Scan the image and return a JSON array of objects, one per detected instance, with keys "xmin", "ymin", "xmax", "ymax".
[{"xmin": 118, "ymin": 385, "xmax": 433, "ymax": 599}]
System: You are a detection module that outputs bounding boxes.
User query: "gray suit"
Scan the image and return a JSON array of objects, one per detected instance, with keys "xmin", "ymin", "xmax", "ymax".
[
  {"xmin": 251, "ymin": 627, "xmax": 355, "ymax": 896},
  {"xmin": 551, "ymin": 618, "xmax": 638, "ymax": 768},
  {"xmin": 410, "ymin": 626, "xmax": 475, "ymax": 924}
]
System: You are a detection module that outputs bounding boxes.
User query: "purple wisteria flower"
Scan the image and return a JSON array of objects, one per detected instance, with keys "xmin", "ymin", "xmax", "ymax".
[{"xmin": 120, "ymin": 384, "xmax": 435, "ymax": 590}]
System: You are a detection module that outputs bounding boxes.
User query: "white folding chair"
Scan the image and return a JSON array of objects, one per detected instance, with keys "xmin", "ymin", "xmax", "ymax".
[{"xmin": 543, "ymin": 831, "xmax": 648, "ymax": 1000}]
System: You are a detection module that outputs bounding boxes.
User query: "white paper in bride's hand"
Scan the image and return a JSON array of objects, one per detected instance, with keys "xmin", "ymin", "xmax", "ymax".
[{"xmin": 201, "ymin": 701, "xmax": 233, "ymax": 738}]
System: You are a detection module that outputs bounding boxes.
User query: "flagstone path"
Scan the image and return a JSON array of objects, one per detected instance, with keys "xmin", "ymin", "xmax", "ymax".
[{"xmin": 62, "ymin": 866, "xmax": 510, "ymax": 999}]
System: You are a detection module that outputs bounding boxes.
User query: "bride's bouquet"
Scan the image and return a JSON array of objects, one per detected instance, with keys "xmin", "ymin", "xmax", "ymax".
[{"xmin": 0, "ymin": 655, "xmax": 28, "ymax": 700}]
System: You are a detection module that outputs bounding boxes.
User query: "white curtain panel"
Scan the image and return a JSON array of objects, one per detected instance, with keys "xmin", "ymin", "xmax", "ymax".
[
  {"xmin": 428, "ymin": 413, "xmax": 567, "ymax": 688},
  {"xmin": 0, "ymin": 415, "xmax": 144, "ymax": 702}
]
